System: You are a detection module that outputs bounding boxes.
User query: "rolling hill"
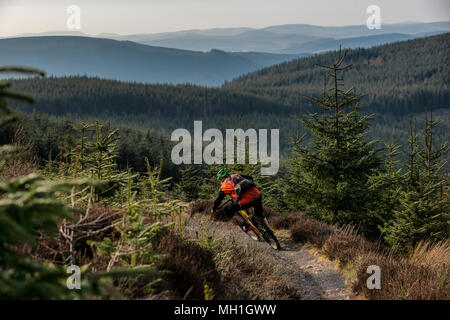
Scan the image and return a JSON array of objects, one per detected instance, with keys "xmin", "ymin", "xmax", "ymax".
[
  {"xmin": 8, "ymin": 22, "xmax": 450, "ymax": 54},
  {"xmin": 102, "ymin": 21, "xmax": 450, "ymax": 53},
  {"xmin": 0, "ymin": 36, "xmax": 307, "ymax": 87},
  {"xmin": 6, "ymin": 33, "xmax": 449, "ymax": 159},
  {"xmin": 225, "ymin": 32, "xmax": 450, "ymax": 115},
  {"xmin": 8, "ymin": 33, "xmax": 449, "ymax": 122},
  {"xmin": 8, "ymin": 76, "xmax": 290, "ymax": 128}
]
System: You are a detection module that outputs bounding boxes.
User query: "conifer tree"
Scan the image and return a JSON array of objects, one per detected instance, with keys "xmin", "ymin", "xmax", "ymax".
[
  {"xmin": 384, "ymin": 106, "xmax": 449, "ymax": 250},
  {"xmin": 0, "ymin": 66, "xmax": 104, "ymax": 299},
  {"xmin": 286, "ymin": 48, "xmax": 381, "ymax": 231},
  {"xmin": 367, "ymin": 137, "xmax": 403, "ymax": 238},
  {"xmin": 176, "ymin": 165, "xmax": 201, "ymax": 201},
  {"xmin": 197, "ymin": 162, "xmax": 222, "ymax": 201}
]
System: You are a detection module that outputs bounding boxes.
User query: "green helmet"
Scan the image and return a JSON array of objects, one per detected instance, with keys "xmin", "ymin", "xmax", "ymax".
[{"xmin": 217, "ymin": 168, "xmax": 231, "ymax": 181}]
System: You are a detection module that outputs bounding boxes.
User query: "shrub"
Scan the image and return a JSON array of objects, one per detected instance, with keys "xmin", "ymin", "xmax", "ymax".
[
  {"xmin": 290, "ymin": 213, "xmax": 335, "ymax": 247},
  {"xmin": 353, "ymin": 252, "xmax": 449, "ymax": 300},
  {"xmin": 154, "ymin": 232, "xmax": 222, "ymax": 299},
  {"xmin": 271, "ymin": 212, "xmax": 302, "ymax": 229},
  {"xmin": 287, "ymin": 210, "xmax": 449, "ymax": 300}
]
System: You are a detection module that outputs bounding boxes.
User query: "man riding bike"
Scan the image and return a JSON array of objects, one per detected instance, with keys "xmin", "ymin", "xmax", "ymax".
[{"xmin": 211, "ymin": 168, "xmax": 274, "ymax": 235}]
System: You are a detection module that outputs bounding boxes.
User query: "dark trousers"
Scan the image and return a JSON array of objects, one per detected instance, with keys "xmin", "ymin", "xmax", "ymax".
[{"xmin": 224, "ymin": 195, "xmax": 264, "ymax": 219}]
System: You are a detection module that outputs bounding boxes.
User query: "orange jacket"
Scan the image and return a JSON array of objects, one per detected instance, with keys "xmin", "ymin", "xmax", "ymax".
[{"xmin": 220, "ymin": 174, "xmax": 260, "ymax": 205}]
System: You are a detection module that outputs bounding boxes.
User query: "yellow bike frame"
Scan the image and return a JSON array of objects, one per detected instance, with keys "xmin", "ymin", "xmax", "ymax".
[{"xmin": 238, "ymin": 209, "xmax": 263, "ymax": 239}]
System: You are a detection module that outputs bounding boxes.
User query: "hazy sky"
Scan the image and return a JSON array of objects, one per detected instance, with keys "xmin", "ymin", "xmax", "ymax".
[{"xmin": 1, "ymin": 0, "xmax": 449, "ymax": 37}]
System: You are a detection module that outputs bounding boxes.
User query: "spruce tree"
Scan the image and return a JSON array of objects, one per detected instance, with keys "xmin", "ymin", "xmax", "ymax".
[
  {"xmin": 286, "ymin": 48, "xmax": 381, "ymax": 231},
  {"xmin": 367, "ymin": 137, "xmax": 403, "ymax": 238},
  {"xmin": 384, "ymin": 106, "xmax": 449, "ymax": 250},
  {"xmin": 198, "ymin": 163, "xmax": 222, "ymax": 200},
  {"xmin": 176, "ymin": 165, "xmax": 201, "ymax": 201},
  {"xmin": 0, "ymin": 66, "xmax": 105, "ymax": 299}
]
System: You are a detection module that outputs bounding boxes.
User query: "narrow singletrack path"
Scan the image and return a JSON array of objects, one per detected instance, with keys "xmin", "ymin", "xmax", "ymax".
[{"xmin": 183, "ymin": 213, "xmax": 358, "ymax": 300}]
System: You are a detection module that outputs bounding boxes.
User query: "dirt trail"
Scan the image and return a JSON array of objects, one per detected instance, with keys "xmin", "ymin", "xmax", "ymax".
[{"xmin": 183, "ymin": 213, "xmax": 358, "ymax": 300}]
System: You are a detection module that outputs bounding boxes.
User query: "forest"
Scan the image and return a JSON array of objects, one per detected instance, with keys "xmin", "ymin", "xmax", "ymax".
[
  {"xmin": 0, "ymin": 34, "xmax": 449, "ymax": 300},
  {"xmin": 6, "ymin": 33, "xmax": 449, "ymax": 171},
  {"xmin": 225, "ymin": 32, "xmax": 450, "ymax": 116}
]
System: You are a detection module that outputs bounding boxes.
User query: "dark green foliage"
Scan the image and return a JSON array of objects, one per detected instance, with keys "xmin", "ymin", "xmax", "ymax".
[
  {"xmin": 366, "ymin": 138, "xmax": 403, "ymax": 236},
  {"xmin": 285, "ymin": 49, "xmax": 382, "ymax": 236},
  {"xmin": 0, "ymin": 174, "xmax": 70, "ymax": 265},
  {"xmin": 0, "ymin": 66, "xmax": 177, "ymax": 299},
  {"xmin": 383, "ymin": 107, "xmax": 449, "ymax": 250},
  {"xmin": 0, "ymin": 174, "xmax": 112, "ymax": 299},
  {"xmin": 225, "ymin": 33, "xmax": 450, "ymax": 116},
  {"xmin": 175, "ymin": 165, "xmax": 201, "ymax": 201},
  {"xmin": 9, "ymin": 76, "xmax": 289, "ymax": 128},
  {"xmin": 0, "ymin": 111, "xmax": 180, "ymax": 178},
  {"xmin": 198, "ymin": 163, "xmax": 223, "ymax": 200},
  {"xmin": 0, "ymin": 66, "xmax": 100, "ymax": 299},
  {"xmin": 0, "ymin": 66, "xmax": 44, "ymax": 126},
  {"xmin": 6, "ymin": 34, "xmax": 449, "ymax": 173}
]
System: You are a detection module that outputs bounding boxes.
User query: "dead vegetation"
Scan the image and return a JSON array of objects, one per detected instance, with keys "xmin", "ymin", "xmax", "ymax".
[
  {"xmin": 214, "ymin": 241, "xmax": 301, "ymax": 300},
  {"xmin": 19, "ymin": 198, "xmax": 300, "ymax": 300},
  {"xmin": 353, "ymin": 251, "xmax": 449, "ymax": 300},
  {"xmin": 141, "ymin": 229, "xmax": 301, "ymax": 300},
  {"xmin": 287, "ymin": 212, "xmax": 336, "ymax": 248},
  {"xmin": 0, "ymin": 126, "xmax": 38, "ymax": 178},
  {"xmin": 154, "ymin": 205, "xmax": 302, "ymax": 300},
  {"xmin": 153, "ymin": 231, "xmax": 222, "ymax": 299},
  {"xmin": 15, "ymin": 194, "xmax": 450, "ymax": 300},
  {"xmin": 274, "ymin": 211, "xmax": 450, "ymax": 300},
  {"xmin": 271, "ymin": 212, "xmax": 302, "ymax": 230},
  {"xmin": 18, "ymin": 202, "xmax": 122, "ymax": 270}
]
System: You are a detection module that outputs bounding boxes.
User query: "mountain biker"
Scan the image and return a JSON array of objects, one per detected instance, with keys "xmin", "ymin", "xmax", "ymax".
[{"xmin": 211, "ymin": 168, "xmax": 273, "ymax": 234}]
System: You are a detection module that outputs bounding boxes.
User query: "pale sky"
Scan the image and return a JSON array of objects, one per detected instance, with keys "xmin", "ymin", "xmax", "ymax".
[{"xmin": 1, "ymin": 0, "xmax": 449, "ymax": 37}]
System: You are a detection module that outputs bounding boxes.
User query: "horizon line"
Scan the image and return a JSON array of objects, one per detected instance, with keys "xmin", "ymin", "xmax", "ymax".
[{"xmin": 3, "ymin": 20, "xmax": 450, "ymax": 38}]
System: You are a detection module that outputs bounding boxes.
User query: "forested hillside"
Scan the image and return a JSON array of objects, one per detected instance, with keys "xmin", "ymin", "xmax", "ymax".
[
  {"xmin": 0, "ymin": 111, "xmax": 179, "ymax": 178},
  {"xmin": 0, "ymin": 36, "xmax": 307, "ymax": 86},
  {"xmin": 9, "ymin": 77, "xmax": 289, "ymax": 121},
  {"xmin": 8, "ymin": 33, "xmax": 450, "ymax": 166},
  {"xmin": 8, "ymin": 77, "xmax": 295, "ymax": 151},
  {"xmin": 10, "ymin": 33, "xmax": 449, "ymax": 119},
  {"xmin": 225, "ymin": 32, "xmax": 450, "ymax": 115}
]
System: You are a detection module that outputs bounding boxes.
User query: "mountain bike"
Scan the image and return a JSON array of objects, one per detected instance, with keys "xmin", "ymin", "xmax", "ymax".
[{"xmin": 218, "ymin": 199, "xmax": 281, "ymax": 250}]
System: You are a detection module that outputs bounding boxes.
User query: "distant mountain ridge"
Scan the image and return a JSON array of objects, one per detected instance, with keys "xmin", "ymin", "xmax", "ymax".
[
  {"xmin": 8, "ymin": 33, "xmax": 449, "ymax": 121},
  {"xmin": 7, "ymin": 21, "xmax": 450, "ymax": 53},
  {"xmin": 0, "ymin": 36, "xmax": 308, "ymax": 86}
]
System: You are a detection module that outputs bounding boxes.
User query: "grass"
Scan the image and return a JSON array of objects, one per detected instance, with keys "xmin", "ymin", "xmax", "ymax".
[
  {"xmin": 153, "ymin": 231, "xmax": 222, "ymax": 299},
  {"xmin": 214, "ymin": 241, "xmax": 301, "ymax": 300},
  {"xmin": 12, "ymin": 187, "xmax": 302, "ymax": 300},
  {"xmin": 12, "ymin": 187, "xmax": 450, "ymax": 300},
  {"xmin": 170, "ymin": 206, "xmax": 302, "ymax": 300},
  {"xmin": 274, "ymin": 211, "xmax": 450, "ymax": 300}
]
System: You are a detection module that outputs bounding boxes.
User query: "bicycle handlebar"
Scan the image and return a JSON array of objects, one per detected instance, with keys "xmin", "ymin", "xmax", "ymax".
[{"xmin": 215, "ymin": 198, "xmax": 239, "ymax": 211}]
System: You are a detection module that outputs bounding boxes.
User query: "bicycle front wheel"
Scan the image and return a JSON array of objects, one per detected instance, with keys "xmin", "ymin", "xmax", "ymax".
[{"xmin": 251, "ymin": 216, "xmax": 280, "ymax": 250}]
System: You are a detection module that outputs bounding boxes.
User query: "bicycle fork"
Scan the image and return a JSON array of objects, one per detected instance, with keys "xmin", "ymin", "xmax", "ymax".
[{"xmin": 238, "ymin": 210, "xmax": 263, "ymax": 239}]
